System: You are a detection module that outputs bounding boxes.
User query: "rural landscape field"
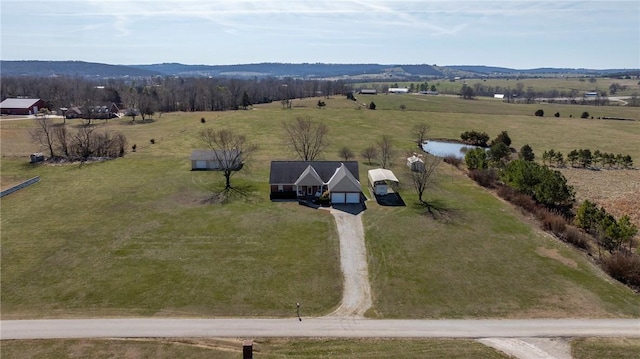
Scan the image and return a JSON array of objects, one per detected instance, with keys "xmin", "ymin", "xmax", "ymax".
[{"xmin": 2, "ymin": 86, "xmax": 640, "ymax": 357}]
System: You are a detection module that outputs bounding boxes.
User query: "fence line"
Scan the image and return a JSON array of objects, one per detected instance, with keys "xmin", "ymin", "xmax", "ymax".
[{"xmin": 0, "ymin": 176, "xmax": 40, "ymax": 198}]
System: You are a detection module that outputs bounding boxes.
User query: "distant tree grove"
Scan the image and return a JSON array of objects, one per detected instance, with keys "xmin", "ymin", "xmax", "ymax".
[{"xmin": 0, "ymin": 76, "xmax": 353, "ymax": 113}]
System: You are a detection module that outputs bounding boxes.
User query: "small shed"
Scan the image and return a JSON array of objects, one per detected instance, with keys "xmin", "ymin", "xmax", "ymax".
[
  {"xmin": 368, "ymin": 168, "xmax": 399, "ymax": 195},
  {"xmin": 407, "ymin": 154, "xmax": 425, "ymax": 172},
  {"xmin": 190, "ymin": 149, "xmax": 242, "ymax": 170}
]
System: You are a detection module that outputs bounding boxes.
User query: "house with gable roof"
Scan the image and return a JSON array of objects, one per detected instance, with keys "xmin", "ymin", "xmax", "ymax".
[{"xmin": 269, "ymin": 161, "xmax": 362, "ymax": 204}]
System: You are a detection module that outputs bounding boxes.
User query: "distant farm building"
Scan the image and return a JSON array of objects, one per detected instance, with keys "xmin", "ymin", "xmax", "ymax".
[
  {"xmin": 584, "ymin": 92, "xmax": 598, "ymax": 98},
  {"xmin": 388, "ymin": 88, "xmax": 409, "ymax": 94},
  {"xmin": 0, "ymin": 98, "xmax": 47, "ymax": 115},
  {"xmin": 359, "ymin": 89, "xmax": 377, "ymax": 95},
  {"xmin": 494, "ymin": 94, "xmax": 505, "ymax": 99}
]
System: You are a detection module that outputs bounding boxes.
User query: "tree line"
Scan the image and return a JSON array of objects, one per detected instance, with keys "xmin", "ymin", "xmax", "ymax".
[
  {"xmin": 1, "ymin": 76, "xmax": 352, "ymax": 114},
  {"xmin": 542, "ymin": 149, "xmax": 633, "ymax": 169}
]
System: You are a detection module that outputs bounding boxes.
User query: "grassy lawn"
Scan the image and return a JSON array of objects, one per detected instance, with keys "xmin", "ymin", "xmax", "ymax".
[
  {"xmin": 0, "ymin": 338, "xmax": 509, "ymax": 358},
  {"xmin": 365, "ymin": 165, "xmax": 640, "ymax": 318},
  {"xmin": 358, "ymin": 77, "xmax": 640, "ymax": 97},
  {"xmin": 1, "ymin": 93, "xmax": 639, "ymax": 319},
  {"xmin": 572, "ymin": 338, "xmax": 640, "ymax": 359}
]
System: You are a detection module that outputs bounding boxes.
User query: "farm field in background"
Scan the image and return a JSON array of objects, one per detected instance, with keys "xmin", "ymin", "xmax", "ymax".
[{"xmin": 1, "ymin": 92, "xmax": 639, "ymax": 320}]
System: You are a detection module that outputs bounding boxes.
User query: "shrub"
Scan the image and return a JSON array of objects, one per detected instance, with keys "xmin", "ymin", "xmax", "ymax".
[
  {"xmin": 554, "ymin": 112, "xmax": 560, "ymax": 117},
  {"xmin": 369, "ymin": 101, "xmax": 376, "ymax": 110},
  {"xmin": 534, "ymin": 109, "xmax": 544, "ymax": 117},
  {"xmin": 201, "ymin": 117, "xmax": 206, "ymax": 123},
  {"xmin": 491, "ymin": 131, "xmax": 512, "ymax": 147},
  {"xmin": 465, "ymin": 147, "xmax": 489, "ymax": 170},
  {"xmin": 601, "ymin": 252, "xmax": 640, "ymax": 289},
  {"xmin": 519, "ymin": 144, "xmax": 535, "ymax": 161},
  {"xmin": 460, "ymin": 130, "xmax": 489, "ymax": 147},
  {"xmin": 496, "ymin": 186, "xmax": 538, "ymax": 213},
  {"xmin": 469, "ymin": 168, "xmax": 498, "ymax": 188},
  {"xmin": 443, "ymin": 155, "xmax": 463, "ymax": 168},
  {"xmin": 539, "ymin": 209, "xmax": 567, "ymax": 236},
  {"xmin": 564, "ymin": 227, "xmax": 592, "ymax": 251},
  {"xmin": 501, "ymin": 159, "xmax": 575, "ymax": 208},
  {"xmin": 581, "ymin": 111, "xmax": 590, "ymax": 119}
]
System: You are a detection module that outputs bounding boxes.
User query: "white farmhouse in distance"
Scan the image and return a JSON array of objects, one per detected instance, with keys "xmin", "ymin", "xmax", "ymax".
[{"xmin": 388, "ymin": 87, "xmax": 409, "ymax": 94}]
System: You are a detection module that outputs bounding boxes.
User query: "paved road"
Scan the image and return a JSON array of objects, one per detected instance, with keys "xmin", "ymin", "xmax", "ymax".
[{"xmin": 2, "ymin": 318, "xmax": 639, "ymax": 340}]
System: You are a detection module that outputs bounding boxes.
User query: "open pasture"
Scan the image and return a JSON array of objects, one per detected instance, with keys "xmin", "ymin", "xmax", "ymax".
[
  {"xmin": 358, "ymin": 76, "xmax": 640, "ymax": 97},
  {"xmin": 1, "ymin": 94, "xmax": 639, "ymax": 319}
]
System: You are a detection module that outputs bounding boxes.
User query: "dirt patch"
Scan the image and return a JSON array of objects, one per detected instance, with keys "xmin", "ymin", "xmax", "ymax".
[
  {"xmin": 559, "ymin": 168, "xmax": 640, "ymax": 239},
  {"xmin": 535, "ymin": 247, "xmax": 578, "ymax": 268}
]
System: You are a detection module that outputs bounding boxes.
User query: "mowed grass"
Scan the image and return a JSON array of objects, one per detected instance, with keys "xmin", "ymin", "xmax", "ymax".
[
  {"xmin": 359, "ymin": 77, "xmax": 640, "ymax": 96},
  {"xmin": 1, "ymin": 93, "xmax": 639, "ymax": 319},
  {"xmin": 572, "ymin": 338, "xmax": 640, "ymax": 359},
  {"xmin": 0, "ymin": 338, "xmax": 509, "ymax": 359}
]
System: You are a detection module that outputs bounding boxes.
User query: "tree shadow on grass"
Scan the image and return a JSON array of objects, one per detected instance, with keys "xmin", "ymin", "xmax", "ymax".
[
  {"xmin": 201, "ymin": 183, "xmax": 256, "ymax": 205},
  {"xmin": 413, "ymin": 199, "xmax": 463, "ymax": 223}
]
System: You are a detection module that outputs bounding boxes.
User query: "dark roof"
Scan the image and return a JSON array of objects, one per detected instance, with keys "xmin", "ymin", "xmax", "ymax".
[
  {"xmin": 269, "ymin": 161, "xmax": 359, "ymax": 184},
  {"xmin": 190, "ymin": 149, "xmax": 240, "ymax": 161}
]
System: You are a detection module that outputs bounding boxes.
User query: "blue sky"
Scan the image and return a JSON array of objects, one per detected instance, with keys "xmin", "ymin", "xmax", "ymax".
[{"xmin": 1, "ymin": 0, "xmax": 639, "ymax": 69}]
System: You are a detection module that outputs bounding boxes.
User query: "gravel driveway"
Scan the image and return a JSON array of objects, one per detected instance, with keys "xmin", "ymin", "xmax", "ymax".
[{"xmin": 325, "ymin": 207, "xmax": 372, "ymax": 317}]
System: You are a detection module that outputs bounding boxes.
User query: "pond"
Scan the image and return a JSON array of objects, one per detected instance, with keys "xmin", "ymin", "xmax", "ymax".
[{"xmin": 421, "ymin": 140, "xmax": 480, "ymax": 159}]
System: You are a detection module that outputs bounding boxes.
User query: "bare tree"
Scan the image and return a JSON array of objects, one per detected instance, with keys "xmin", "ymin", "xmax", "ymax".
[
  {"xmin": 283, "ymin": 116, "xmax": 329, "ymax": 161},
  {"xmin": 360, "ymin": 146, "xmax": 378, "ymax": 165},
  {"xmin": 338, "ymin": 146, "xmax": 354, "ymax": 161},
  {"xmin": 53, "ymin": 125, "xmax": 71, "ymax": 157},
  {"xmin": 30, "ymin": 117, "xmax": 56, "ymax": 158},
  {"xmin": 71, "ymin": 125, "xmax": 96, "ymax": 162},
  {"xmin": 409, "ymin": 154, "xmax": 442, "ymax": 204},
  {"xmin": 376, "ymin": 135, "xmax": 396, "ymax": 169},
  {"xmin": 200, "ymin": 128, "xmax": 258, "ymax": 190},
  {"xmin": 412, "ymin": 123, "xmax": 430, "ymax": 148}
]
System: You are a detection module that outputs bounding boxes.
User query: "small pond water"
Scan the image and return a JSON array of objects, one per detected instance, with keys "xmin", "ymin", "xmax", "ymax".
[{"xmin": 421, "ymin": 140, "xmax": 480, "ymax": 159}]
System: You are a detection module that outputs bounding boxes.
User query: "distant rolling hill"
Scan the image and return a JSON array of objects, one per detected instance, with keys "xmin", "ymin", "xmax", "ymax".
[
  {"xmin": 0, "ymin": 60, "xmax": 162, "ymax": 78},
  {"xmin": 1, "ymin": 60, "xmax": 636, "ymax": 79}
]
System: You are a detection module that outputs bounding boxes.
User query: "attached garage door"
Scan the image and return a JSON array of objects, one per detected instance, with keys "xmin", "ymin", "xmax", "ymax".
[
  {"xmin": 346, "ymin": 193, "xmax": 360, "ymax": 203},
  {"xmin": 331, "ymin": 193, "xmax": 346, "ymax": 203},
  {"xmin": 195, "ymin": 160, "xmax": 207, "ymax": 169}
]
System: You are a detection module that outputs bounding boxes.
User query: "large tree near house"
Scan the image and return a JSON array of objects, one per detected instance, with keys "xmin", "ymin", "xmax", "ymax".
[
  {"xmin": 282, "ymin": 116, "xmax": 329, "ymax": 161},
  {"xmin": 199, "ymin": 128, "xmax": 257, "ymax": 191}
]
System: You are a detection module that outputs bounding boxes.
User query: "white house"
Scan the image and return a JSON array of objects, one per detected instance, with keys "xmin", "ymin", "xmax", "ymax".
[{"xmin": 388, "ymin": 87, "xmax": 409, "ymax": 94}]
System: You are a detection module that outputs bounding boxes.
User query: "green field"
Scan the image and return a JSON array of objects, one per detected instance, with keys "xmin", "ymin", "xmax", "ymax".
[
  {"xmin": 3, "ymin": 337, "xmax": 640, "ymax": 358},
  {"xmin": 0, "ymin": 338, "xmax": 510, "ymax": 358},
  {"xmin": 358, "ymin": 77, "xmax": 640, "ymax": 97},
  {"xmin": 1, "ymin": 94, "xmax": 639, "ymax": 320}
]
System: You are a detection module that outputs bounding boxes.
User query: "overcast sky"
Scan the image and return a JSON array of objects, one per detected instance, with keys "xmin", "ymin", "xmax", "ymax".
[{"xmin": 1, "ymin": 0, "xmax": 638, "ymax": 69}]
